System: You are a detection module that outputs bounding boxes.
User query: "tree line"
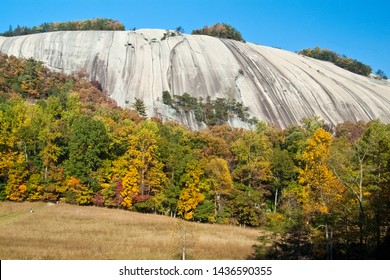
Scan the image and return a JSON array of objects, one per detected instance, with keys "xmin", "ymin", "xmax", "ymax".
[
  {"xmin": 0, "ymin": 18, "xmax": 125, "ymax": 37},
  {"xmin": 0, "ymin": 53, "xmax": 389, "ymax": 259},
  {"xmin": 298, "ymin": 46, "xmax": 385, "ymax": 78}
]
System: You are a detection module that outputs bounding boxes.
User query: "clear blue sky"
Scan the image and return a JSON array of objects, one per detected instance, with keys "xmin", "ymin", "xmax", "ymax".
[{"xmin": 1, "ymin": 0, "xmax": 389, "ymax": 75}]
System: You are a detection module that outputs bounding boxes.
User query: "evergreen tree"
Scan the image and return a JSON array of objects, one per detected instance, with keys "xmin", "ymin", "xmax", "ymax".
[{"xmin": 132, "ymin": 98, "xmax": 147, "ymax": 118}]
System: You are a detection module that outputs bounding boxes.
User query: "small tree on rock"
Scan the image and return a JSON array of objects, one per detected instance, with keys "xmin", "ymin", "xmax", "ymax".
[{"xmin": 132, "ymin": 98, "xmax": 147, "ymax": 118}]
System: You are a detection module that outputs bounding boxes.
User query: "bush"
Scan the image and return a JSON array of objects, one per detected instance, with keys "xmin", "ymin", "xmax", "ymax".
[
  {"xmin": 161, "ymin": 30, "xmax": 179, "ymax": 41},
  {"xmin": 162, "ymin": 90, "xmax": 173, "ymax": 106},
  {"xmin": 192, "ymin": 23, "xmax": 245, "ymax": 42},
  {"xmin": 375, "ymin": 69, "xmax": 388, "ymax": 80}
]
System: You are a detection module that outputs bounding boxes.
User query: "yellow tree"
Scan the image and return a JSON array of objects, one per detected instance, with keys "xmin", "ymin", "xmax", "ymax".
[
  {"xmin": 38, "ymin": 97, "xmax": 63, "ymax": 181},
  {"xmin": 4, "ymin": 153, "xmax": 28, "ymax": 201},
  {"xmin": 298, "ymin": 128, "xmax": 344, "ymax": 259},
  {"xmin": 121, "ymin": 121, "xmax": 167, "ymax": 209},
  {"xmin": 205, "ymin": 157, "xmax": 233, "ymax": 219},
  {"xmin": 121, "ymin": 166, "xmax": 140, "ymax": 209},
  {"xmin": 26, "ymin": 174, "xmax": 44, "ymax": 201},
  {"xmin": 177, "ymin": 163, "xmax": 206, "ymax": 220},
  {"xmin": 65, "ymin": 177, "xmax": 93, "ymax": 205}
]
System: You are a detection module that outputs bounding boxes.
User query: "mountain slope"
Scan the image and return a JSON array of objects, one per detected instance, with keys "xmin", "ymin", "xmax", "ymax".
[{"xmin": 1, "ymin": 29, "xmax": 389, "ymax": 128}]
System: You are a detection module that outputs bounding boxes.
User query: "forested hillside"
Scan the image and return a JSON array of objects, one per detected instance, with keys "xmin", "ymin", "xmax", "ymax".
[{"xmin": 0, "ymin": 54, "xmax": 389, "ymax": 259}]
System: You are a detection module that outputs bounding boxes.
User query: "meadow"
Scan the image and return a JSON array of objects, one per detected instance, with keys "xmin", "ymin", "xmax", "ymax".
[{"xmin": 0, "ymin": 201, "xmax": 263, "ymax": 260}]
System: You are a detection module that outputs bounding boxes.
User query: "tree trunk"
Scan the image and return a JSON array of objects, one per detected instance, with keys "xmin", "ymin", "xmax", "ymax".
[
  {"xmin": 214, "ymin": 192, "xmax": 221, "ymax": 219},
  {"xmin": 182, "ymin": 246, "xmax": 186, "ymax": 260},
  {"xmin": 330, "ymin": 227, "xmax": 333, "ymax": 260},
  {"xmin": 274, "ymin": 187, "xmax": 279, "ymax": 212},
  {"xmin": 325, "ymin": 223, "xmax": 333, "ymax": 260},
  {"xmin": 357, "ymin": 155, "xmax": 366, "ymax": 252},
  {"xmin": 24, "ymin": 143, "xmax": 28, "ymax": 162},
  {"xmin": 44, "ymin": 165, "xmax": 48, "ymax": 181}
]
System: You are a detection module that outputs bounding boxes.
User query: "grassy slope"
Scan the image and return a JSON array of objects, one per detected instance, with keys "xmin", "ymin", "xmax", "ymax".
[{"xmin": 0, "ymin": 202, "xmax": 263, "ymax": 260}]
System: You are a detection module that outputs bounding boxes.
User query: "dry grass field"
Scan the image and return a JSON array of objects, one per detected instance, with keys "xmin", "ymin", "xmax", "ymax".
[{"xmin": 0, "ymin": 201, "xmax": 264, "ymax": 260}]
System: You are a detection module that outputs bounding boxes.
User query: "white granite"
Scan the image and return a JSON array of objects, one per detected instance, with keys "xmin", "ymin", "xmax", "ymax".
[{"xmin": 1, "ymin": 29, "xmax": 389, "ymax": 128}]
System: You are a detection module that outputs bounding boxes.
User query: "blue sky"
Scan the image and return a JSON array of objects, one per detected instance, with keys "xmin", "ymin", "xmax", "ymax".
[{"xmin": 1, "ymin": 0, "xmax": 389, "ymax": 75}]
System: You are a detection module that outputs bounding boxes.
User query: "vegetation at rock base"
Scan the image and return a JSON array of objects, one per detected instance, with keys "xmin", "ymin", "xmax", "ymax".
[
  {"xmin": 161, "ymin": 91, "xmax": 257, "ymax": 126},
  {"xmin": 298, "ymin": 46, "xmax": 375, "ymax": 77},
  {"xmin": 0, "ymin": 54, "xmax": 389, "ymax": 259},
  {"xmin": 0, "ymin": 18, "xmax": 125, "ymax": 37},
  {"xmin": 192, "ymin": 23, "xmax": 245, "ymax": 42}
]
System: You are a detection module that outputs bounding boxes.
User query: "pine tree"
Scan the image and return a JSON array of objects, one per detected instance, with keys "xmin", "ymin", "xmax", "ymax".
[{"xmin": 132, "ymin": 98, "xmax": 147, "ymax": 118}]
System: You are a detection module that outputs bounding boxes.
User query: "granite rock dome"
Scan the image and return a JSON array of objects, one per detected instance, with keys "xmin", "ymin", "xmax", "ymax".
[{"xmin": 1, "ymin": 29, "xmax": 389, "ymax": 129}]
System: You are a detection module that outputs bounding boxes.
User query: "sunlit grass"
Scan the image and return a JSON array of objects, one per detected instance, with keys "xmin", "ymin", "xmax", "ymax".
[{"xmin": 0, "ymin": 201, "xmax": 262, "ymax": 260}]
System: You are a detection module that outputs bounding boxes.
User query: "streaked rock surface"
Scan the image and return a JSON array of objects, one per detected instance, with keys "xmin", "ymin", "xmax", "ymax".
[{"xmin": 1, "ymin": 29, "xmax": 389, "ymax": 128}]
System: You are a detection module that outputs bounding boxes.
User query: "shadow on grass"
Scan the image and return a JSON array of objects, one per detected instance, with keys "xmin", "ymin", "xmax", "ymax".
[
  {"xmin": 248, "ymin": 224, "xmax": 315, "ymax": 260},
  {"xmin": 249, "ymin": 225, "xmax": 390, "ymax": 260}
]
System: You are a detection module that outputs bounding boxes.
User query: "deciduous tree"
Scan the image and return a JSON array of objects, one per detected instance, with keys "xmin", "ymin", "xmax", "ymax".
[
  {"xmin": 177, "ymin": 163, "xmax": 207, "ymax": 220},
  {"xmin": 298, "ymin": 128, "xmax": 344, "ymax": 259}
]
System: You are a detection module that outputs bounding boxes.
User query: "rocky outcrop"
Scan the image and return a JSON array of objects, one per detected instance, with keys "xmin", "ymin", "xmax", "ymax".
[{"xmin": 1, "ymin": 29, "xmax": 389, "ymax": 128}]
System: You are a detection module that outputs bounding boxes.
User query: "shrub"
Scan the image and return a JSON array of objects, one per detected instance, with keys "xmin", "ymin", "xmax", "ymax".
[{"xmin": 192, "ymin": 23, "xmax": 245, "ymax": 42}]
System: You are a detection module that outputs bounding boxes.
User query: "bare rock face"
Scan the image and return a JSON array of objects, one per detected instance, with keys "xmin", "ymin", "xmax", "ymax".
[{"xmin": 1, "ymin": 29, "xmax": 389, "ymax": 128}]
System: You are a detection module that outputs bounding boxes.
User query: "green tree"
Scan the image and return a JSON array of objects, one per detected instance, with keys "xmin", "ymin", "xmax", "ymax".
[
  {"xmin": 162, "ymin": 90, "xmax": 173, "ymax": 106},
  {"xmin": 270, "ymin": 148, "xmax": 296, "ymax": 212},
  {"xmin": 227, "ymin": 183, "xmax": 264, "ymax": 227},
  {"xmin": 175, "ymin": 26, "xmax": 185, "ymax": 34},
  {"xmin": 330, "ymin": 120, "xmax": 390, "ymax": 256},
  {"xmin": 64, "ymin": 115, "xmax": 110, "ymax": 187},
  {"xmin": 132, "ymin": 98, "xmax": 147, "ymax": 118},
  {"xmin": 231, "ymin": 130, "xmax": 273, "ymax": 189},
  {"xmin": 375, "ymin": 69, "xmax": 387, "ymax": 80}
]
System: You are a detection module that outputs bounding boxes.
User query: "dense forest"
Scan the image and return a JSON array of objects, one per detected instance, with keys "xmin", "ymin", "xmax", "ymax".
[
  {"xmin": 0, "ymin": 54, "xmax": 389, "ymax": 259},
  {"xmin": 0, "ymin": 18, "xmax": 125, "ymax": 37}
]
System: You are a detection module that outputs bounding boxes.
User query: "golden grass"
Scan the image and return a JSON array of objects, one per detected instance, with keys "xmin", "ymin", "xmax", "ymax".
[{"xmin": 0, "ymin": 201, "xmax": 263, "ymax": 260}]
